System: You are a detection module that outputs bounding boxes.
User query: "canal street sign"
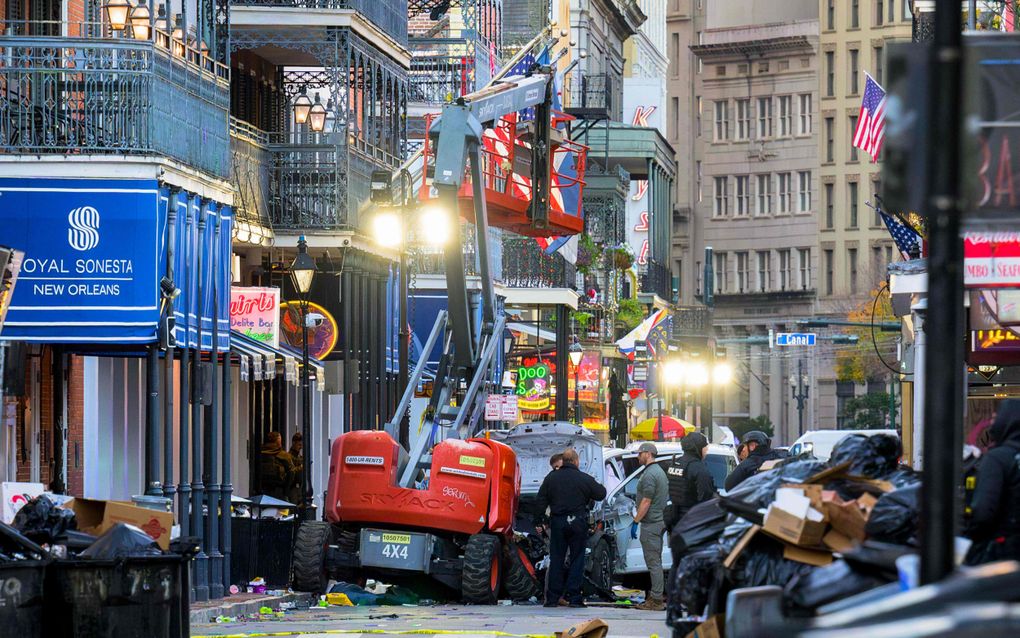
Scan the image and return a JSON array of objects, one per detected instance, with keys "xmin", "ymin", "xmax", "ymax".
[{"xmin": 775, "ymin": 332, "xmax": 817, "ymax": 347}]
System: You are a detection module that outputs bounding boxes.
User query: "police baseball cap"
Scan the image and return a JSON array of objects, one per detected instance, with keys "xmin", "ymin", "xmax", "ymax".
[{"xmin": 638, "ymin": 442, "xmax": 658, "ymax": 455}]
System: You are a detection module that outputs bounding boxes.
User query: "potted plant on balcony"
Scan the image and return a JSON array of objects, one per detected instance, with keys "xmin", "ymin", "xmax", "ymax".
[
  {"xmin": 571, "ymin": 310, "xmax": 594, "ymax": 333},
  {"xmin": 604, "ymin": 243, "xmax": 635, "ymax": 271},
  {"xmin": 617, "ymin": 298, "xmax": 644, "ymax": 331}
]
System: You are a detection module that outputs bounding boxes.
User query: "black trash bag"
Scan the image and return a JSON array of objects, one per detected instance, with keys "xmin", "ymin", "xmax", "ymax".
[
  {"xmin": 828, "ymin": 434, "xmax": 901, "ymax": 479},
  {"xmin": 0, "ymin": 521, "xmax": 47, "ymax": 561},
  {"xmin": 79, "ymin": 523, "xmax": 162, "ymax": 559},
  {"xmin": 864, "ymin": 484, "xmax": 921, "ymax": 546},
  {"xmin": 724, "ymin": 459, "xmax": 828, "ymax": 510},
  {"xmin": 12, "ymin": 495, "xmax": 77, "ymax": 545},
  {"xmin": 731, "ymin": 536, "xmax": 816, "ymax": 590},
  {"xmin": 671, "ymin": 498, "xmax": 728, "ymax": 558},
  {"xmin": 784, "ymin": 559, "xmax": 889, "ymax": 613},
  {"xmin": 842, "ymin": 541, "xmax": 915, "ymax": 579},
  {"xmin": 886, "ymin": 467, "xmax": 921, "ymax": 489},
  {"xmin": 673, "ymin": 547, "xmax": 723, "ymax": 616}
]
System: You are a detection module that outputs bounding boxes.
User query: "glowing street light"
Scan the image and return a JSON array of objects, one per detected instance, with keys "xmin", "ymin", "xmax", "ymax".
[
  {"xmin": 419, "ymin": 205, "xmax": 453, "ymax": 246},
  {"xmin": 372, "ymin": 210, "xmax": 403, "ymax": 249},
  {"xmin": 712, "ymin": 362, "xmax": 733, "ymax": 386}
]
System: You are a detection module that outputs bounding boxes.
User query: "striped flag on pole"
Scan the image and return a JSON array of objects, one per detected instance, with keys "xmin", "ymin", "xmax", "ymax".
[{"xmin": 853, "ymin": 74, "xmax": 887, "ymax": 162}]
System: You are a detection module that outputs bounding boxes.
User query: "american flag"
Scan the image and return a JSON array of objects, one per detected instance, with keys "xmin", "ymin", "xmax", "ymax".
[
  {"xmin": 853, "ymin": 75, "xmax": 887, "ymax": 162},
  {"xmin": 879, "ymin": 211, "xmax": 922, "ymax": 259}
]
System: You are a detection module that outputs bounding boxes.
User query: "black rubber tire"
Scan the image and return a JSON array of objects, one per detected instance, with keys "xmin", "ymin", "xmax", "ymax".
[
  {"xmin": 461, "ymin": 534, "xmax": 503, "ymax": 604},
  {"xmin": 583, "ymin": 539, "xmax": 613, "ymax": 599},
  {"xmin": 502, "ymin": 541, "xmax": 540, "ymax": 601},
  {"xmin": 292, "ymin": 520, "xmax": 331, "ymax": 594}
]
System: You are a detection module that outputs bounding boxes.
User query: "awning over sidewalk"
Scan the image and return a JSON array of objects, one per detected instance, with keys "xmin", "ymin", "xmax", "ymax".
[{"xmin": 231, "ymin": 330, "xmax": 324, "ymax": 389}]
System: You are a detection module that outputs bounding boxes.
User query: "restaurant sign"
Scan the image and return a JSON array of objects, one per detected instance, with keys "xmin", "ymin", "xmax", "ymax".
[
  {"xmin": 964, "ymin": 232, "xmax": 1020, "ymax": 288},
  {"xmin": 230, "ymin": 287, "xmax": 280, "ymax": 348}
]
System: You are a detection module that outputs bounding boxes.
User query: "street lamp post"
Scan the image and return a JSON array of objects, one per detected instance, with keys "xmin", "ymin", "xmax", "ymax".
[
  {"xmin": 291, "ymin": 236, "xmax": 317, "ymax": 520},
  {"xmin": 788, "ymin": 359, "xmax": 809, "ymax": 439},
  {"xmin": 569, "ymin": 338, "xmax": 583, "ymax": 426}
]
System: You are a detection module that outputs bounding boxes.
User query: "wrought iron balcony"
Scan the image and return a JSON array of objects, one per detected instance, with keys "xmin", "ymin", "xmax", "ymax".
[
  {"xmin": 502, "ymin": 235, "xmax": 576, "ymax": 289},
  {"xmin": 230, "ymin": 117, "xmax": 401, "ymax": 230},
  {"xmin": 230, "ymin": 0, "xmax": 408, "ymax": 45},
  {"xmin": 561, "ymin": 72, "xmax": 622, "ymax": 122},
  {"xmin": 408, "ymin": 52, "xmax": 472, "ymax": 104},
  {"xmin": 674, "ymin": 305, "xmax": 713, "ymax": 338},
  {"xmin": 641, "ymin": 258, "xmax": 672, "ymax": 300},
  {"xmin": 0, "ymin": 22, "xmax": 231, "ymax": 179}
]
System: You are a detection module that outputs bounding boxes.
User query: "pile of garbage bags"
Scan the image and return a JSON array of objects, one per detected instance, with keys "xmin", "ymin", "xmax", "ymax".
[{"xmin": 668, "ymin": 433, "xmax": 921, "ymax": 627}]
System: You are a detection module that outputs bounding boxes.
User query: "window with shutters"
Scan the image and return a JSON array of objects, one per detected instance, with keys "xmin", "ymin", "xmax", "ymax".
[
  {"xmin": 714, "ymin": 101, "xmax": 729, "ymax": 141},
  {"xmin": 778, "ymin": 172, "xmax": 793, "ymax": 213},
  {"xmin": 779, "ymin": 249, "xmax": 791, "ymax": 291},
  {"xmin": 757, "ymin": 251, "xmax": 772, "ymax": 292},
  {"xmin": 798, "ymin": 94, "xmax": 812, "ymax": 134},
  {"xmin": 798, "ymin": 171, "xmax": 812, "ymax": 213},
  {"xmin": 757, "ymin": 174, "xmax": 773, "ymax": 215},
  {"xmin": 735, "ymin": 175, "xmax": 750, "ymax": 215},
  {"xmin": 736, "ymin": 99, "xmax": 751, "ymax": 140},
  {"xmin": 779, "ymin": 95, "xmax": 792, "ymax": 136},
  {"xmin": 799, "ymin": 248, "xmax": 811, "ymax": 290},
  {"xmin": 737, "ymin": 252, "xmax": 750, "ymax": 292},
  {"xmin": 757, "ymin": 97, "xmax": 773, "ymax": 138},
  {"xmin": 714, "ymin": 252, "xmax": 728, "ymax": 293},
  {"xmin": 713, "ymin": 176, "xmax": 729, "ymax": 217}
]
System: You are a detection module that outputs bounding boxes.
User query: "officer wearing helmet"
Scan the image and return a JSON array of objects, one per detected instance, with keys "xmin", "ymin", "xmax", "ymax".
[
  {"xmin": 724, "ymin": 430, "xmax": 785, "ymax": 491},
  {"xmin": 665, "ymin": 432, "xmax": 716, "ymax": 529}
]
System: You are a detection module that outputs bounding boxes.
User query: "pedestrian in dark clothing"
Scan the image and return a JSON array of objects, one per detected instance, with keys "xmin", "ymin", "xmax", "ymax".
[
  {"xmin": 259, "ymin": 432, "xmax": 297, "ymax": 501},
  {"xmin": 966, "ymin": 400, "xmax": 1020, "ymax": 564},
  {"xmin": 666, "ymin": 432, "xmax": 716, "ymax": 529},
  {"xmin": 724, "ymin": 430, "xmax": 785, "ymax": 491},
  {"xmin": 535, "ymin": 447, "xmax": 607, "ymax": 607},
  {"xmin": 288, "ymin": 432, "xmax": 304, "ymax": 505}
]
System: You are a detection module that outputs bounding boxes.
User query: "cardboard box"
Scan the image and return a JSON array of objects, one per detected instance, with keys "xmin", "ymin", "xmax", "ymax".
[
  {"xmin": 1, "ymin": 482, "xmax": 44, "ymax": 524},
  {"xmin": 555, "ymin": 618, "xmax": 609, "ymax": 638},
  {"xmin": 822, "ymin": 529, "xmax": 856, "ymax": 553},
  {"xmin": 783, "ymin": 544, "xmax": 834, "ymax": 566},
  {"xmin": 763, "ymin": 504, "xmax": 826, "ymax": 547},
  {"xmin": 685, "ymin": 614, "xmax": 724, "ymax": 638},
  {"xmin": 858, "ymin": 492, "xmax": 879, "ymax": 516},
  {"xmin": 66, "ymin": 498, "xmax": 174, "ymax": 549},
  {"xmin": 822, "ymin": 499, "xmax": 867, "ymax": 541},
  {"xmin": 758, "ymin": 459, "xmax": 783, "ymax": 473}
]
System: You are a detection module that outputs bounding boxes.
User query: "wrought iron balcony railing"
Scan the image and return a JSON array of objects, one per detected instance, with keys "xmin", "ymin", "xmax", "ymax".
[
  {"xmin": 0, "ymin": 22, "xmax": 231, "ymax": 179},
  {"xmin": 502, "ymin": 235, "xmax": 576, "ymax": 289},
  {"xmin": 641, "ymin": 258, "xmax": 672, "ymax": 300},
  {"xmin": 561, "ymin": 72, "xmax": 622, "ymax": 122},
  {"xmin": 408, "ymin": 52, "xmax": 472, "ymax": 104},
  {"xmin": 230, "ymin": 0, "xmax": 409, "ymax": 45},
  {"xmin": 230, "ymin": 117, "xmax": 401, "ymax": 230},
  {"xmin": 674, "ymin": 305, "xmax": 713, "ymax": 338}
]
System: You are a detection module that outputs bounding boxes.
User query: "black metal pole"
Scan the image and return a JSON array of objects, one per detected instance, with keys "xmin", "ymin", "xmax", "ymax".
[
  {"xmin": 398, "ymin": 171, "xmax": 410, "ymax": 448},
  {"xmin": 920, "ymin": 0, "xmax": 964, "ymax": 586},
  {"xmin": 178, "ymin": 200, "xmax": 192, "ymax": 550},
  {"xmin": 50, "ymin": 346, "xmax": 65, "ymax": 494},
  {"xmin": 206, "ymin": 215, "xmax": 223, "ymax": 599},
  {"xmin": 146, "ymin": 344, "xmax": 162, "ymax": 495},
  {"xmin": 192, "ymin": 203, "xmax": 209, "ymax": 602},
  {"xmin": 797, "ymin": 359, "xmax": 805, "ymax": 438},
  {"xmin": 574, "ymin": 365, "xmax": 580, "ymax": 425},
  {"xmin": 555, "ymin": 305, "xmax": 569, "ymax": 421},
  {"xmin": 301, "ymin": 297, "xmax": 313, "ymax": 519},
  {"xmin": 164, "ymin": 193, "xmax": 177, "ymax": 502},
  {"xmin": 220, "ymin": 348, "xmax": 233, "ymax": 592}
]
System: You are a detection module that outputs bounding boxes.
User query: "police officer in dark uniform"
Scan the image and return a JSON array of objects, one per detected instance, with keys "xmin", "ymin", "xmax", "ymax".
[
  {"xmin": 666, "ymin": 432, "xmax": 716, "ymax": 529},
  {"xmin": 535, "ymin": 447, "xmax": 607, "ymax": 608},
  {"xmin": 724, "ymin": 430, "xmax": 785, "ymax": 491}
]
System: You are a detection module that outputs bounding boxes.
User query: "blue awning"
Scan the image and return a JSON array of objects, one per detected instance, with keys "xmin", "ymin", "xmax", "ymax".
[{"xmin": 0, "ymin": 178, "xmax": 231, "ymax": 348}]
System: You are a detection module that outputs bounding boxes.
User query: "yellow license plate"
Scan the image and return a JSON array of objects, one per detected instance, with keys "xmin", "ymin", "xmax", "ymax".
[
  {"xmin": 381, "ymin": 533, "xmax": 411, "ymax": 544},
  {"xmin": 459, "ymin": 455, "xmax": 486, "ymax": 467}
]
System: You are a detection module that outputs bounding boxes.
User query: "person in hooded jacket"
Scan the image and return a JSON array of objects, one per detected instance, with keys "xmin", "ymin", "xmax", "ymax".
[
  {"xmin": 666, "ymin": 432, "xmax": 717, "ymax": 529},
  {"xmin": 966, "ymin": 399, "xmax": 1020, "ymax": 564},
  {"xmin": 724, "ymin": 430, "xmax": 786, "ymax": 491}
]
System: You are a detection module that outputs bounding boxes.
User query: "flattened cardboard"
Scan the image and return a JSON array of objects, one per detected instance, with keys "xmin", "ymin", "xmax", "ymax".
[
  {"xmin": 783, "ymin": 543, "xmax": 834, "ymax": 566},
  {"xmin": 822, "ymin": 529, "xmax": 856, "ymax": 553},
  {"xmin": 858, "ymin": 492, "xmax": 879, "ymax": 515},
  {"xmin": 723, "ymin": 525, "xmax": 761, "ymax": 569},
  {"xmin": 684, "ymin": 614, "xmax": 724, "ymax": 638},
  {"xmin": 763, "ymin": 505, "xmax": 826, "ymax": 547},
  {"xmin": 758, "ymin": 459, "xmax": 783, "ymax": 472},
  {"xmin": 555, "ymin": 619, "xmax": 609, "ymax": 638}
]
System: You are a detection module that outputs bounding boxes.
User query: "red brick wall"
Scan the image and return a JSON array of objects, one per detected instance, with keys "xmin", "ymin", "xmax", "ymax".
[{"xmin": 66, "ymin": 356, "xmax": 84, "ymax": 497}]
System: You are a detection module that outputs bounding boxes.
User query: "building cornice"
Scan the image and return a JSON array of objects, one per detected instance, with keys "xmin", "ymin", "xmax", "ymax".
[{"xmin": 691, "ymin": 35, "xmax": 813, "ymax": 58}]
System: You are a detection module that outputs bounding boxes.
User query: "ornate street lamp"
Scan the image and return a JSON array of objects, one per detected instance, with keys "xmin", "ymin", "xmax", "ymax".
[
  {"xmin": 129, "ymin": 0, "xmax": 151, "ymax": 40},
  {"xmin": 293, "ymin": 88, "xmax": 312, "ymax": 125},
  {"xmin": 290, "ymin": 236, "xmax": 317, "ymax": 519},
  {"xmin": 103, "ymin": 0, "xmax": 131, "ymax": 31},
  {"xmin": 569, "ymin": 338, "xmax": 583, "ymax": 425},
  {"xmin": 308, "ymin": 94, "xmax": 327, "ymax": 133}
]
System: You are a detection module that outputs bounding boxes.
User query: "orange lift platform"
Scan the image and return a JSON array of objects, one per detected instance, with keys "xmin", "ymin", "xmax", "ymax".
[{"xmin": 420, "ymin": 111, "xmax": 588, "ymax": 238}]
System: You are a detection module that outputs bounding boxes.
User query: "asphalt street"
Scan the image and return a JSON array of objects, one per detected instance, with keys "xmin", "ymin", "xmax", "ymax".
[{"xmin": 191, "ymin": 603, "xmax": 669, "ymax": 637}]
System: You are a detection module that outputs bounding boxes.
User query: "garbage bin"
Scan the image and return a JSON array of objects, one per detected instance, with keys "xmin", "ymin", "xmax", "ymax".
[
  {"xmin": 46, "ymin": 555, "xmax": 188, "ymax": 638},
  {"xmin": 0, "ymin": 560, "xmax": 47, "ymax": 638},
  {"xmin": 230, "ymin": 518, "xmax": 296, "ymax": 588}
]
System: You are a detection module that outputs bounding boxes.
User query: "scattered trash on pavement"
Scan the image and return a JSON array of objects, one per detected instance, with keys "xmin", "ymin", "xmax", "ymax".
[{"xmin": 554, "ymin": 618, "xmax": 609, "ymax": 638}]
